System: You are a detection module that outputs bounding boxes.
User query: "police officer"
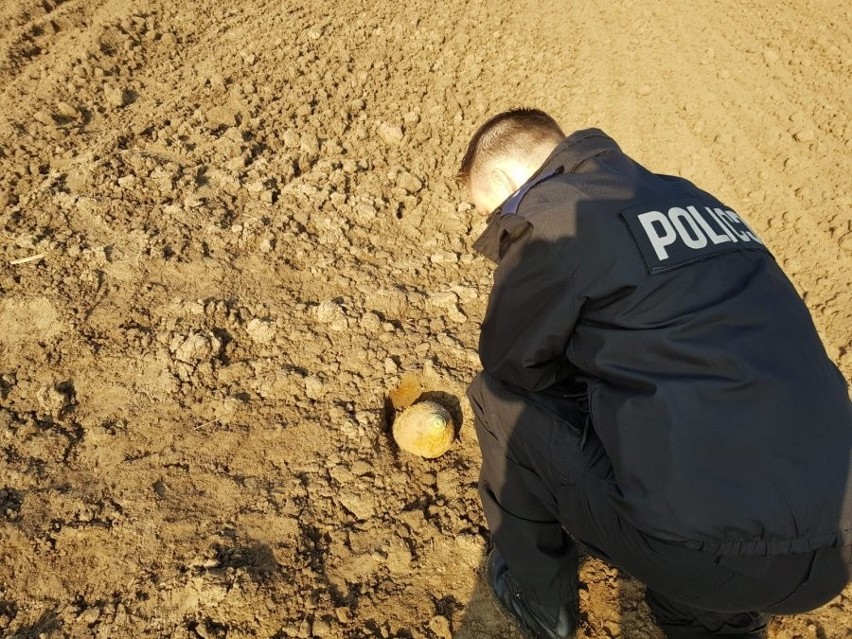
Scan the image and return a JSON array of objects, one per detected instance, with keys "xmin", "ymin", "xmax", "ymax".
[{"xmin": 457, "ymin": 109, "xmax": 852, "ymax": 639}]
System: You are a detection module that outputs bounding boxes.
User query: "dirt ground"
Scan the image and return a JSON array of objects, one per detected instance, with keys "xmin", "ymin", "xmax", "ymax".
[{"xmin": 0, "ymin": 0, "xmax": 850, "ymax": 637}]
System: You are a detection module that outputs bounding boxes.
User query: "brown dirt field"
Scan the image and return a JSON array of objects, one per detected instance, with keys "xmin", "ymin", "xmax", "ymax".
[{"xmin": 0, "ymin": 0, "xmax": 850, "ymax": 637}]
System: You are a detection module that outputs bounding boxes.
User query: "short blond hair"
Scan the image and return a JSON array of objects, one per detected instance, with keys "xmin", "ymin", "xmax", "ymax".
[{"xmin": 456, "ymin": 108, "xmax": 565, "ymax": 188}]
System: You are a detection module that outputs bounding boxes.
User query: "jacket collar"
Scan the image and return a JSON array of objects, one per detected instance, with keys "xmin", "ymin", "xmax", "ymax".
[{"xmin": 473, "ymin": 128, "xmax": 621, "ymax": 262}]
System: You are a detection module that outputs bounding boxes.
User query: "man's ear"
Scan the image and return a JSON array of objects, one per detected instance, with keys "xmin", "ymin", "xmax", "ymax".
[{"xmin": 488, "ymin": 166, "xmax": 517, "ymax": 200}]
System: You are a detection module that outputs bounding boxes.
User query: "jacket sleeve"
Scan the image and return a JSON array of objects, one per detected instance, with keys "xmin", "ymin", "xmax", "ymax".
[{"xmin": 478, "ymin": 216, "xmax": 584, "ymax": 392}]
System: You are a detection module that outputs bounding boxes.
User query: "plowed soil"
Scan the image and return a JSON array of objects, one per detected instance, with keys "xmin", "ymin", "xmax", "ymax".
[{"xmin": 1, "ymin": 1, "xmax": 850, "ymax": 638}]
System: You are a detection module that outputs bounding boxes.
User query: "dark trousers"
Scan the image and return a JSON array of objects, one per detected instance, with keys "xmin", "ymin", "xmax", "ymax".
[{"xmin": 467, "ymin": 372, "xmax": 851, "ymax": 638}]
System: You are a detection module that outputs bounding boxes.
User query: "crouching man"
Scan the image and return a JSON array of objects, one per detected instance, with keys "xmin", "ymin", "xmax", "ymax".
[{"xmin": 458, "ymin": 109, "xmax": 852, "ymax": 639}]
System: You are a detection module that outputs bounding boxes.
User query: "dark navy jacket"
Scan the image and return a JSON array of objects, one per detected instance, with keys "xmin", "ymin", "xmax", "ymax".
[{"xmin": 474, "ymin": 129, "xmax": 852, "ymax": 555}]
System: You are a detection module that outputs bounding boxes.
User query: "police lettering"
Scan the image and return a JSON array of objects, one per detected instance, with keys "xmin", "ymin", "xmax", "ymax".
[{"xmin": 637, "ymin": 206, "xmax": 763, "ymax": 261}]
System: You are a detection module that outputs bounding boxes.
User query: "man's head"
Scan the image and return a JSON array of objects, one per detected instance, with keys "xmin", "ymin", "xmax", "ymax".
[{"xmin": 457, "ymin": 108, "xmax": 565, "ymax": 215}]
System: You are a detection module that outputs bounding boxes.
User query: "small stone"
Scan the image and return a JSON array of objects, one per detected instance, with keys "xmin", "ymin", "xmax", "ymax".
[
  {"xmin": 246, "ymin": 179, "xmax": 266, "ymax": 194},
  {"xmin": 225, "ymin": 156, "xmax": 247, "ymax": 172},
  {"xmin": 206, "ymin": 104, "xmax": 239, "ymax": 127},
  {"xmin": 637, "ymin": 85, "xmax": 652, "ymax": 96},
  {"xmin": 36, "ymin": 384, "xmax": 72, "ymax": 416},
  {"xmin": 104, "ymin": 86, "xmax": 131, "ymax": 107},
  {"xmin": 282, "ymin": 129, "xmax": 300, "ymax": 148},
  {"xmin": 430, "ymin": 251, "xmax": 458, "ymax": 264},
  {"xmin": 315, "ymin": 301, "xmax": 345, "ymax": 324},
  {"xmin": 312, "ymin": 618, "xmax": 333, "ymax": 638},
  {"xmin": 117, "ymin": 175, "xmax": 137, "ymax": 188},
  {"xmin": 246, "ymin": 318, "xmax": 276, "ymax": 343},
  {"xmin": 377, "ymin": 122, "xmax": 404, "ymax": 145},
  {"xmin": 34, "ymin": 110, "xmax": 54, "ymax": 126},
  {"xmin": 329, "ymin": 465, "xmax": 354, "ymax": 484},
  {"xmin": 184, "ymin": 194, "xmax": 204, "ymax": 208},
  {"xmin": 354, "ymin": 201, "xmax": 377, "ymax": 222},
  {"xmin": 428, "ymin": 615, "xmax": 452, "ymax": 639},
  {"xmin": 396, "ymin": 171, "xmax": 422, "ymax": 193},
  {"xmin": 260, "ymin": 233, "xmax": 275, "ymax": 252},
  {"xmin": 207, "ymin": 73, "xmax": 227, "ymax": 91},
  {"xmin": 56, "ymin": 101, "xmax": 80, "ymax": 118},
  {"xmin": 338, "ymin": 491, "xmax": 376, "ymax": 519},
  {"xmin": 360, "ymin": 312, "xmax": 381, "ymax": 331},
  {"xmin": 839, "ymin": 231, "xmax": 852, "ymax": 251},
  {"xmin": 448, "ymin": 304, "xmax": 467, "ymax": 323},
  {"xmin": 452, "ymin": 286, "xmax": 478, "ymax": 301},
  {"xmin": 604, "ymin": 619, "xmax": 621, "ymax": 637},
  {"xmin": 429, "ymin": 291, "xmax": 458, "ymax": 308},
  {"xmin": 300, "ymin": 132, "xmax": 319, "ymax": 155},
  {"xmin": 304, "ymin": 376, "xmax": 324, "ymax": 400},
  {"xmin": 77, "ymin": 607, "xmax": 101, "ymax": 625},
  {"xmin": 386, "ymin": 543, "xmax": 413, "ymax": 574},
  {"xmin": 762, "ymin": 48, "xmax": 780, "ymax": 64},
  {"xmin": 173, "ymin": 332, "xmax": 221, "ymax": 364},
  {"xmin": 351, "ymin": 460, "xmax": 371, "ymax": 475},
  {"xmin": 383, "ymin": 358, "xmax": 398, "ymax": 374}
]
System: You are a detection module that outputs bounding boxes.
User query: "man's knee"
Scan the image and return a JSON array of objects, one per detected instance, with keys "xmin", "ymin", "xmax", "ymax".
[
  {"xmin": 467, "ymin": 371, "xmax": 500, "ymax": 408},
  {"xmin": 466, "ymin": 371, "xmax": 487, "ymax": 408},
  {"xmin": 467, "ymin": 372, "xmax": 513, "ymax": 431}
]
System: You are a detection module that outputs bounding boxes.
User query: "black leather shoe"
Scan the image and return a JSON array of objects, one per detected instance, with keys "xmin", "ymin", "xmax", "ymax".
[{"xmin": 486, "ymin": 548, "xmax": 578, "ymax": 639}]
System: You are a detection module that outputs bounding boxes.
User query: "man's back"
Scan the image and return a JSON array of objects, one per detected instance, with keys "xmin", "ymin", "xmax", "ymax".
[{"xmin": 477, "ymin": 129, "xmax": 852, "ymax": 555}]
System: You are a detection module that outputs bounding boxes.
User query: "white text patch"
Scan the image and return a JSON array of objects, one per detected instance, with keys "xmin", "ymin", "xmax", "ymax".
[{"xmin": 621, "ymin": 201, "xmax": 769, "ymax": 273}]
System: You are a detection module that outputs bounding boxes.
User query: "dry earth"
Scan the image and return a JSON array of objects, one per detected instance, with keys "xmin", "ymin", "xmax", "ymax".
[{"xmin": 0, "ymin": 0, "xmax": 850, "ymax": 637}]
